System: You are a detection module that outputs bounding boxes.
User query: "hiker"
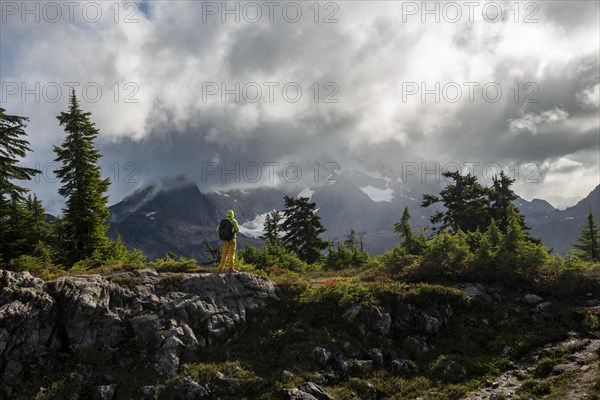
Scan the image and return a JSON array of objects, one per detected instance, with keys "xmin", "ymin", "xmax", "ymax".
[{"xmin": 217, "ymin": 209, "xmax": 239, "ymax": 273}]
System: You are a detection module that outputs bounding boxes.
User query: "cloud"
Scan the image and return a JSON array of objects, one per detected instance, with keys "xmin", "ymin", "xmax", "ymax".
[
  {"xmin": 1, "ymin": 0, "xmax": 598, "ymax": 211},
  {"xmin": 576, "ymin": 83, "xmax": 600, "ymax": 109},
  {"xmin": 509, "ymin": 108, "xmax": 569, "ymax": 134}
]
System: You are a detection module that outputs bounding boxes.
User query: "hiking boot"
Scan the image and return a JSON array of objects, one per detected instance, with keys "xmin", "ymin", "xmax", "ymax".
[{"xmin": 229, "ymin": 267, "xmax": 239, "ymax": 273}]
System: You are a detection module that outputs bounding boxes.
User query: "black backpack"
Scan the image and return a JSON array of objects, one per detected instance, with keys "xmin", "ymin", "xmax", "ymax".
[{"xmin": 218, "ymin": 218, "xmax": 235, "ymax": 241}]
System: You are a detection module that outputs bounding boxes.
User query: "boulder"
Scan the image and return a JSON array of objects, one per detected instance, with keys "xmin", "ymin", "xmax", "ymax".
[
  {"xmin": 342, "ymin": 304, "xmax": 361, "ymax": 322},
  {"xmin": 369, "ymin": 306, "xmax": 391, "ymax": 336},
  {"xmin": 461, "ymin": 283, "xmax": 483, "ymax": 298},
  {"xmin": 299, "ymin": 382, "xmax": 334, "ymax": 400},
  {"xmin": 524, "ymin": 294, "xmax": 543, "ymax": 304},
  {"xmin": 310, "ymin": 346, "xmax": 332, "ymax": 367},
  {"xmin": 536, "ymin": 302, "xmax": 552, "ymax": 312},
  {"xmin": 422, "ymin": 314, "xmax": 442, "ymax": 333},
  {"xmin": 92, "ymin": 383, "xmax": 117, "ymax": 400},
  {"xmin": 283, "ymin": 388, "xmax": 319, "ymax": 400},
  {"xmin": 183, "ymin": 376, "xmax": 209, "ymax": 400},
  {"xmin": 365, "ymin": 348, "xmax": 384, "ymax": 367},
  {"xmin": 390, "ymin": 359, "xmax": 417, "ymax": 376},
  {"xmin": 139, "ymin": 386, "xmax": 156, "ymax": 398},
  {"xmin": 281, "ymin": 370, "xmax": 294, "ymax": 382}
]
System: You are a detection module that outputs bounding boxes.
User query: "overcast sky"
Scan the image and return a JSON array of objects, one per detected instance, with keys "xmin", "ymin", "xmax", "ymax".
[{"xmin": 1, "ymin": 0, "xmax": 598, "ymax": 213}]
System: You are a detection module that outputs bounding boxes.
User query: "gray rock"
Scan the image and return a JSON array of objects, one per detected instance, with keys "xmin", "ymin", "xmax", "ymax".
[
  {"xmin": 536, "ymin": 302, "xmax": 552, "ymax": 311},
  {"xmin": 422, "ymin": 314, "xmax": 442, "ymax": 333},
  {"xmin": 331, "ymin": 353, "xmax": 350, "ymax": 376},
  {"xmin": 365, "ymin": 348, "xmax": 384, "ymax": 367},
  {"xmin": 183, "ymin": 376, "xmax": 209, "ymax": 400},
  {"xmin": 132, "ymin": 314, "xmax": 161, "ymax": 345},
  {"xmin": 281, "ymin": 370, "xmax": 294, "ymax": 382},
  {"xmin": 501, "ymin": 346, "xmax": 512, "ymax": 356},
  {"xmin": 342, "ymin": 304, "xmax": 361, "ymax": 322},
  {"xmin": 461, "ymin": 284, "xmax": 483, "ymax": 298},
  {"xmin": 299, "ymin": 382, "xmax": 334, "ymax": 400},
  {"xmin": 0, "ymin": 270, "xmax": 279, "ymax": 391},
  {"xmin": 133, "ymin": 268, "xmax": 159, "ymax": 277},
  {"xmin": 3, "ymin": 359, "xmax": 23, "ymax": 380},
  {"xmin": 524, "ymin": 294, "xmax": 543, "ymax": 304},
  {"xmin": 92, "ymin": 384, "xmax": 116, "ymax": 400},
  {"xmin": 370, "ymin": 306, "xmax": 391, "ymax": 335},
  {"xmin": 310, "ymin": 346, "xmax": 331, "ymax": 367},
  {"xmin": 390, "ymin": 359, "xmax": 417, "ymax": 376},
  {"xmin": 283, "ymin": 388, "xmax": 319, "ymax": 400},
  {"xmin": 404, "ymin": 336, "xmax": 430, "ymax": 354},
  {"xmin": 140, "ymin": 386, "xmax": 156, "ymax": 398},
  {"xmin": 155, "ymin": 335, "xmax": 184, "ymax": 377}
]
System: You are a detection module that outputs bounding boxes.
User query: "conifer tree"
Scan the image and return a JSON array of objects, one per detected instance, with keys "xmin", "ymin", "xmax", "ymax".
[
  {"xmin": 0, "ymin": 108, "xmax": 40, "ymax": 201},
  {"xmin": 53, "ymin": 91, "xmax": 110, "ymax": 265},
  {"xmin": 421, "ymin": 171, "xmax": 491, "ymax": 233},
  {"xmin": 394, "ymin": 206, "xmax": 419, "ymax": 254},
  {"xmin": 573, "ymin": 207, "xmax": 600, "ymax": 262},
  {"xmin": 485, "ymin": 219, "xmax": 503, "ymax": 250},
  {"xmin": 281, "ymin": 195, "xmax": 326, "ymax": 263},
  {"xmin": 344, "ymin": 228, "xmax": 358, "ymax": 250},
  {"xmin": 260, "ymin": 210, "xmax": 282, "ymax": 243},
  {"xmin": 25, "ymin": 194, "xmax": 51, "ymax": 245},
  {"xmin": 502, "ymin": 204, "xmax": 526, "ymax": 253},
  {"xmin": 489, "ymin": 171, "xmax": 529, "ymax": 233},
  {"xmin": 0, "ymin": 108, "xmax": 40, "ymax": 261},
  {"xmin": 422, "ymin": 171, "xmax": 530, "ymax": 238}
]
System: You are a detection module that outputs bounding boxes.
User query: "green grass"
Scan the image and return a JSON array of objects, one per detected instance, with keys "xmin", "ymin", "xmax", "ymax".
[
  {"xmin": 7, "ymin": 270, "xmax": 593, "ymax": 400},
  {"xmin": 148, "ymin": 281, "xmax": 582, "ymax": 399}
]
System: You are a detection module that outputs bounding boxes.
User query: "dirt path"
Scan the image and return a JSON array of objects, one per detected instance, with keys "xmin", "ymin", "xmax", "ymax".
[{"xmin": 464, "ymin": 336, "xmax": 600, "ymax": 400}]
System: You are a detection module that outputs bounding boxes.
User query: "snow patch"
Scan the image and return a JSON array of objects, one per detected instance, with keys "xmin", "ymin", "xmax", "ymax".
[
  {"xmin": 146, "ymin": 211, "xmax": 157, "ymax": 217},
  {"xmin": 298, "ymin": 188, "xmax": 315, "ymax": 199},
  {"xmin": 360, "ymin": 186, "xmax": 394, "ymax": 202},
  {"xmin": 238, "ymin": 212, "xmax": 270, "ymax": 239}
]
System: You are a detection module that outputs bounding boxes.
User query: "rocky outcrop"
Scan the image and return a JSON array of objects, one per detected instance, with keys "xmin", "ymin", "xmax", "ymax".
[{"xmin": 0, "ymin": 269, "xmax": 278, "ymax": 396}]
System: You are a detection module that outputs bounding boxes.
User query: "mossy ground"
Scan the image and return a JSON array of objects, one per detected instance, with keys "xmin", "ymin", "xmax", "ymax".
[{"xmin": 10, "ymin": 272, "xmax": 596, "ymax": 400}]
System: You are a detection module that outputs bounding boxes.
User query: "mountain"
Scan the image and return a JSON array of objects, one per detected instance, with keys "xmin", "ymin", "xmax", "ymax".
[
  {"xmin": 107, "ymin": 173, "xmax": 599, "ymax": 259},
  {"xmin": 107, "ymin": 176, "xmax": 261, "ymax": 260},
  {"xmin": 524, "ymin": 185, "xmax": 600, "ymax": 254}
]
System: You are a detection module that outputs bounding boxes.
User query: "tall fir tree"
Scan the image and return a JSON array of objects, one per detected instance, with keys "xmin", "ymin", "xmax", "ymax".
[
  {"xmin": 421, "ymin": 171, "xmax": 491, "ymax": 233},
  {"xmin": 393, "ymin": 206, "xmax": 420, "ymax": 254},
  {"xmin": 53, "ymin": 91, "xmax": 110, "ymax": 265},
  {"xmin": 485, "ymin": 218, "xmax": 503, "ymax": 250},
  {"xmin": 0, "ymin": 107, "xmax": 40, "ymax": 261},
  {"xmin": 25, "ymin": 194, "xmax": 51, "ymax": 245},
  {"xmin": 572, "ymin": 207, "xmax": 600, "ymax": 262},
  {"xmin": 260, "ymin": 210, "xmax": 282, "ymax": 243},
  {"xmin": 281, "ymin": 195, "xmax": 327, "ymax": 263},
  {"xmin": 489, "ymin": 171, "xmax": 529, "ymax": 234},
  {"xmin": 502, "ymin": 204, "xmax": 526, "ymax": 253},
  {"xmin": 344, "ymin": 228, "xmax": 358, "ymax": 250}
]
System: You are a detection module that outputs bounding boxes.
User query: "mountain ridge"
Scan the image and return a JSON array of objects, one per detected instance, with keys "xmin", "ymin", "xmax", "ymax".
[{"xmin": 106, "ymin": 175, "xmax": 599, "ymax": 259}]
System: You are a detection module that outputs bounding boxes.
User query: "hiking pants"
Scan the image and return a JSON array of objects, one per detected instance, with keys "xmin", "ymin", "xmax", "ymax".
[{"xmin": 218, "ymin": 238, "xmax": 236, "ymax": 271}]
